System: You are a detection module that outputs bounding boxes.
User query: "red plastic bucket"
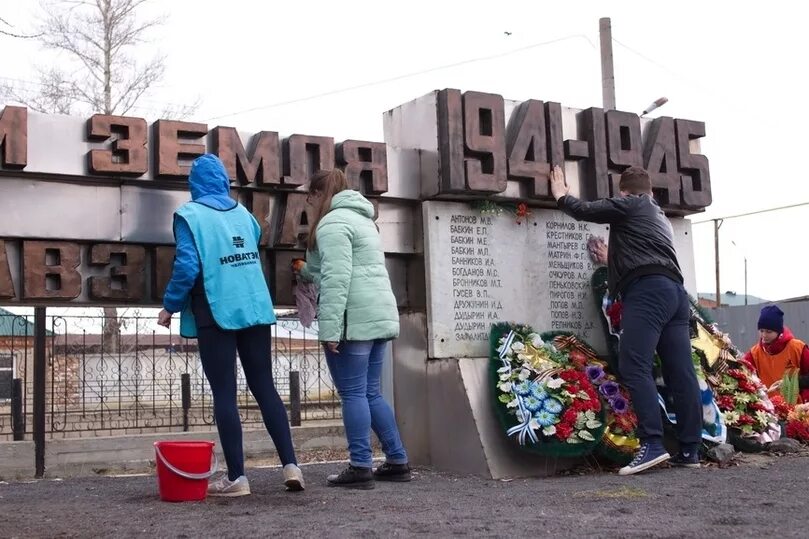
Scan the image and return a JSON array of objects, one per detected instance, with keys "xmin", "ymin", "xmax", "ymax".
[{"xmin": 154, "ymin": 441, "xmax": 218, "ymax": 502}]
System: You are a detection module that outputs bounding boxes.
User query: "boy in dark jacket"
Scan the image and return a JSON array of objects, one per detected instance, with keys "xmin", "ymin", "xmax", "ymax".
[{"xmin": 550, "ymin": 165, "xmax": 702, "ymax": 475}]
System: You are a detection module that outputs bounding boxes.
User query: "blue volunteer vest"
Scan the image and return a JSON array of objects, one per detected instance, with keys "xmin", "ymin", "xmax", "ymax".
[{"xmin": 175, "ymin": 202, "xmax": 276, "ymax": 338}]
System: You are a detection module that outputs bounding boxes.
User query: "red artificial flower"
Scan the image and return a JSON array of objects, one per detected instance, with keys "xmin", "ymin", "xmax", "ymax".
[
  {"xmin": 560, "ymin": 370, "xmax": 578, "ymax": 382},
  {"xmin": 749, "ymin": 402, "xmax": 766, "ymax": 413},
  {"xmin": 606, "ymin": 301, "xmax": 622, "ymax": 329},
  {"xmin": 727, "ymin": 370, "xmax": 747, "ymax": 381},
  {"xmin": 786, "ymin": 421, "xmax": 809, "ymax": 442},
  {"xmin": 515, "ymin": 203, "xmax": 532, "ymax": 225},
  {"xmin": 716, "ymin": 395, "xmax": 735, "ymax": 411},
  {"xmin": 562, "ymin": 409, "xmax": 578, "ymax": 424},
  {"xmin": 569, "ymin": 350, "xmax": 589, "ymax": 369},
  {"xmin": 770, "ymin": 394, "xmax": 793, "ymax": 421},
  {"xmin": 555, "ymin": 423, "xmax": 573, "ymax": 441},
  {"xmin": 738, "ymin": 381, "xmax": 758, "ymax": 394},
  {"xmin": 737, "ymin": 414, "xmax": 756, "ymax": 426}
]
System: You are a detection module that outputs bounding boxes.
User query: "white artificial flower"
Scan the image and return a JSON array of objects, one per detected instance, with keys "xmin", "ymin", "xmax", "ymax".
[
  {"xmin": 547, "ymin": 378, "xmax": 565, "ymax": 389},
  {"xmin": 498, "ymin": 382, "xmax": 512, "ymax": 393},
  {"xmin": 511, "ymin": 342, "xmax": 526, "ymax": 353},
  {"xmin": 518, "ymin": 369, "xmax": 531, "ymax": 381},
  {"xmin": 529, "ymin": 418, "xmax": 540, "ymax": 431},
  {"xmin": 542, "ymin": 425, "xmax": 557, "ymax": 436},
  {"xmin": 497, "ymin": 366, "xmax": 511, "ymax": 373},
  {"xmin": 529, "ymin": 333, "xmax": 544, "ymax": 347},
  {"xmin": 507, "ymin": 399, "xmax": 519, "ymax": 408}
]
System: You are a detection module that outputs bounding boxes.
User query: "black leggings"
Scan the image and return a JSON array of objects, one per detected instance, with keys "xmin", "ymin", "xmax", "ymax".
[{"xmin": 197, "ymin": 324, "xmax": 297, "ymax": 480}]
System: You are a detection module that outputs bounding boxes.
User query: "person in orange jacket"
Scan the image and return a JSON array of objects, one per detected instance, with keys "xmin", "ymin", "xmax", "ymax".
[{"xmin": 743, "ymin": 305, "xmax": 809, "ymax": 402}]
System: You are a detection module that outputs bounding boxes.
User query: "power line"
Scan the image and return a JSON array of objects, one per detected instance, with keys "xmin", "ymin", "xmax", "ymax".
[
  {"xmin": 203, "ymin": 33, "xmax": 597, "ymax": 122},
  {"xmin": 691, "ymin": 201, "xmax": 809, "ymax": 224}
]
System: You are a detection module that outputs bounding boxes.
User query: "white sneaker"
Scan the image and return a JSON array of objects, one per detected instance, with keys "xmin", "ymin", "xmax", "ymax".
[
  {"xmin": 208, "ymin": 474, "xmax": 250, "ymax": 497},
  {"xmin": 283, "ymin": 463, "xmax": 305, "ymax": 491}
]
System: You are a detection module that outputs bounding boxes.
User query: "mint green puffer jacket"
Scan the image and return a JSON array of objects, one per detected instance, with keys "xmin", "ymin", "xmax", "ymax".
[{"xmin": 299, "ymin": 190, "xmax": 399, "ymax": 342}]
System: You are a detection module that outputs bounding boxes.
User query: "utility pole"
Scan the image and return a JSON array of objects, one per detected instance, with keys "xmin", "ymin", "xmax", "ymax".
[
  {"xmin": 599, "ymin": 17, "xmax": 616, "ymax": 110},
  {"xmin": 714, "ymin": 219, "xmax": 722, "ymax": 307}
]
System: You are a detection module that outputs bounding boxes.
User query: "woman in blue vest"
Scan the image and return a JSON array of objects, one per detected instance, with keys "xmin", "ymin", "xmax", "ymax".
[
  {"xmin": 295, "ymin": 169, "xmax": 409, "ymax": 489},
  {"xmin": 158, "ymin": 154, "xmax": 304, "ymax": 497}
]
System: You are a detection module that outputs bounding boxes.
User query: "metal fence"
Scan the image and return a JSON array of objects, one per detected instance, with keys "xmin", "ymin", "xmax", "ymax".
[
  {"xmin": 0, "ymin": 312, "xmax": 339, "ymax": 442},
  {"xmin": 711, "ymin": 299, "xmax": 809, "ymax": 352}
]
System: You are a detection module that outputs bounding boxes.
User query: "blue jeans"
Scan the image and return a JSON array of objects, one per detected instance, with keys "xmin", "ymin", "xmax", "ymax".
[
  {"xmin": 619, "ymin": 275, "xmax": 702, "ymax": 448},
  {"xmin": 325, "ymin": 339, "xmax": 408, "ymax": 468}
]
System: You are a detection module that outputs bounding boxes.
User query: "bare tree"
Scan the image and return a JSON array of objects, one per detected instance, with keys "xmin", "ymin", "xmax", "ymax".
[
  {"xmin": 0, "ymin": 16, "xmax": 42, "ymax": 38},
  {"xmin": 3, "ymin": 0, "xmax": 199, "ymax": 351}
]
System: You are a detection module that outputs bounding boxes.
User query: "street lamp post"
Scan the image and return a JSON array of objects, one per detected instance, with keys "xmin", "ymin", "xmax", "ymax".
[{"xmin": 731, "ymin": 240, "xmax": 748, "ymax": 305}]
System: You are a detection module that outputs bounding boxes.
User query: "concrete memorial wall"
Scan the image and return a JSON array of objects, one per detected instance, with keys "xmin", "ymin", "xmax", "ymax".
[{"xmin": 0, "ymin": 88, "xmax": 711, "ymax": 477}]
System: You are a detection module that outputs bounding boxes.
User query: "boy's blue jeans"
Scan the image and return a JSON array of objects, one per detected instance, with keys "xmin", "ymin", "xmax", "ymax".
[
  {"xmin": 325, "ymin": 339, "xmax": 408, "ymax": 468},
  {"xmin": 619, "ymin": 275, "xmax": 702, "ymax": 450}
]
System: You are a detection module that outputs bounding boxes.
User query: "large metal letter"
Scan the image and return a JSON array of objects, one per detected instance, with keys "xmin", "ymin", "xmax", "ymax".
[
  {"xmin": 22, "ymin": 241, "xmax": 82, "ymax": 300},
  {"xmin": 214, "ymin": 127, "xmax": 281, "ymax": 186},
  {"xmin": 87, "ymin": 114, "xmax": 148, "ymax": 175},
  {"xmin": 154, "ymin": 120, "xmax": 208, "ymax": 178}
]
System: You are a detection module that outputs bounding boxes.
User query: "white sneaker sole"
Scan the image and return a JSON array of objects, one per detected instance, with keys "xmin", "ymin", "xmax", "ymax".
[
  {"xmin": 208, "ymin": 489, "xmax": 251, "ymax": 497},
  {"xmin": 618, "ymin": 452, "xmax": 671, "ymax": 476}
]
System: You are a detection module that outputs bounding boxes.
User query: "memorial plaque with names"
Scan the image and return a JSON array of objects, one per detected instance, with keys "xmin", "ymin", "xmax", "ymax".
[{"xmin": 424, "ymin": 201, "xmax": 609, "ymax": 358}]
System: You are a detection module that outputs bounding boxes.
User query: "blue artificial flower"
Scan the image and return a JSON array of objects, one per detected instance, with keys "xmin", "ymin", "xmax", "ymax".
[
  {"xmin": 514, "ymin": 380, "xmax": 533, "ymax": 396},
  {"xmin": 530, "ymin": 382, "xmax": 548, "ymax": 401},
  {"xmin": 542, "ymin": 397, "xmax": 563, "ymax": 415},
  {"xmin": 523, "ymin": 396, "xmax": 543, "ymax": 413},
  {"xmin": 534, "ymin": 410, "xmax": 558, "ymax": 427}
]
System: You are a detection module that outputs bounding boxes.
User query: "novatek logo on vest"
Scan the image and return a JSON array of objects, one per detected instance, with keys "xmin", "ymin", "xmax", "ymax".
[
  {"xmin": 232, "ymin": 236, "xmax": 245, "ymax": 248},
  {"xmin": 219, "ymin": 251, "xmax": 260, "ymax": 267}
]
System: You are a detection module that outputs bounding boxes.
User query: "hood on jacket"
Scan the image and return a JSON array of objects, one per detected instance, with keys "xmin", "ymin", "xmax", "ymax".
[
  {"xmin": 188, "ymin": 154, "xmax": 231, "ymax": 201},
  {"xmin": 761, "ymin": 326, "xmax": 796, "ymax": 355},
  {"xmin": 330, "ymin": 189, "xmax": 374, "ymax": 218}
]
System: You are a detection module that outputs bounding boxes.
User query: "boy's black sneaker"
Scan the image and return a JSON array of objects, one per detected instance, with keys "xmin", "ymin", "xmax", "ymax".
[
  {"xmin": 669, "ymin": 451, "xmax": 701, "ymax": 469},
  {"xmin": 326, "ymin": 465, "xmax": 375, "ymax": 490},
  {"xmin": 373, "ymin": 462, "xmax": 412, "ymax": 482}
]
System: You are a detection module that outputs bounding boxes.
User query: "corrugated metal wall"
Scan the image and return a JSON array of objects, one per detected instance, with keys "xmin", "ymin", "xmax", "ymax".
[{"xmin": 711, "ymin": 301, "xmax": 809, "ymax": 351}]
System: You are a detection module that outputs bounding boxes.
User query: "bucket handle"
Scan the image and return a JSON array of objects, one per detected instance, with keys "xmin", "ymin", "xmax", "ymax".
[{"xmin": 154, "ymin": 444, "xmax": 220, "ymax": 481}]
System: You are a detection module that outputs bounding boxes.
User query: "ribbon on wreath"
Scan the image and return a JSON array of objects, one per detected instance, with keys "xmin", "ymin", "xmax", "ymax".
[{"xmin": 498, "ymin": 330, "xmax": 539, "ymax": 445}]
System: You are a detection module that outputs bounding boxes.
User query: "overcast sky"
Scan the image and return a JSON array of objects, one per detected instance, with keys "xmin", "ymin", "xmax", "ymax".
[{"xmin": 2, "ymin": 0, "xmax": 807, "ymax": 305}]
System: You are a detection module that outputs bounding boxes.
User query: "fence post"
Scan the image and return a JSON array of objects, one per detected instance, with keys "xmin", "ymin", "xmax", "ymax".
[
  {"xmin": 33, "ymin": 306, "xmax": 47, "ymax": 478},
  {"xmin": 11, "ymin": 378, "xmax": 24, "ymax": 441},
  {"xmin": 181, "ymin": 373, "xmax": 191, "ymax": 432},
  {"xmin": 289, "ymin": 370, "xmax": 301, "ymax": 427}
]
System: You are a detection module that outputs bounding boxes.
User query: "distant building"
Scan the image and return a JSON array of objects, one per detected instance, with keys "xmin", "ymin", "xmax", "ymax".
[{"xmin": 697, "ymin": 291, "xmax": 769, "ymax": 308}]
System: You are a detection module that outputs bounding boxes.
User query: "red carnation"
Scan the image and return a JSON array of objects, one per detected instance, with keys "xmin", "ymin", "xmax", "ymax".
[
  {"xmin": 555, "ymin": 423, "xmax": 573, "ymax": 441},
  {"xmin": 737, "ymin": 414, "xmax": 756, "ymax": 426},
  {"xmin": 562, "ymin": 409, "xmax": 578, "ymax": 424}
]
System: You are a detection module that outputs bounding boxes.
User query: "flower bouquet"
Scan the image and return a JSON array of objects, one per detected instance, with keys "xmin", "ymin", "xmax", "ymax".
[
  {"xmin": 490, "ymin": 323, "xmax": 606, "ymax": 457},
  {"xmin": 542, "ymin": 332, "xmax": 639, "ymax": 465},
  {"xmin": 714, "ymin": 365, "xmax": 781, "ymax": 445},
  {"xmin": 785, "ymin": 404, "xmax": 809, "ymax": 442},
  {"xmin": 769, "ymin": 394, "xmax": 793, "ymax": 423}
]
